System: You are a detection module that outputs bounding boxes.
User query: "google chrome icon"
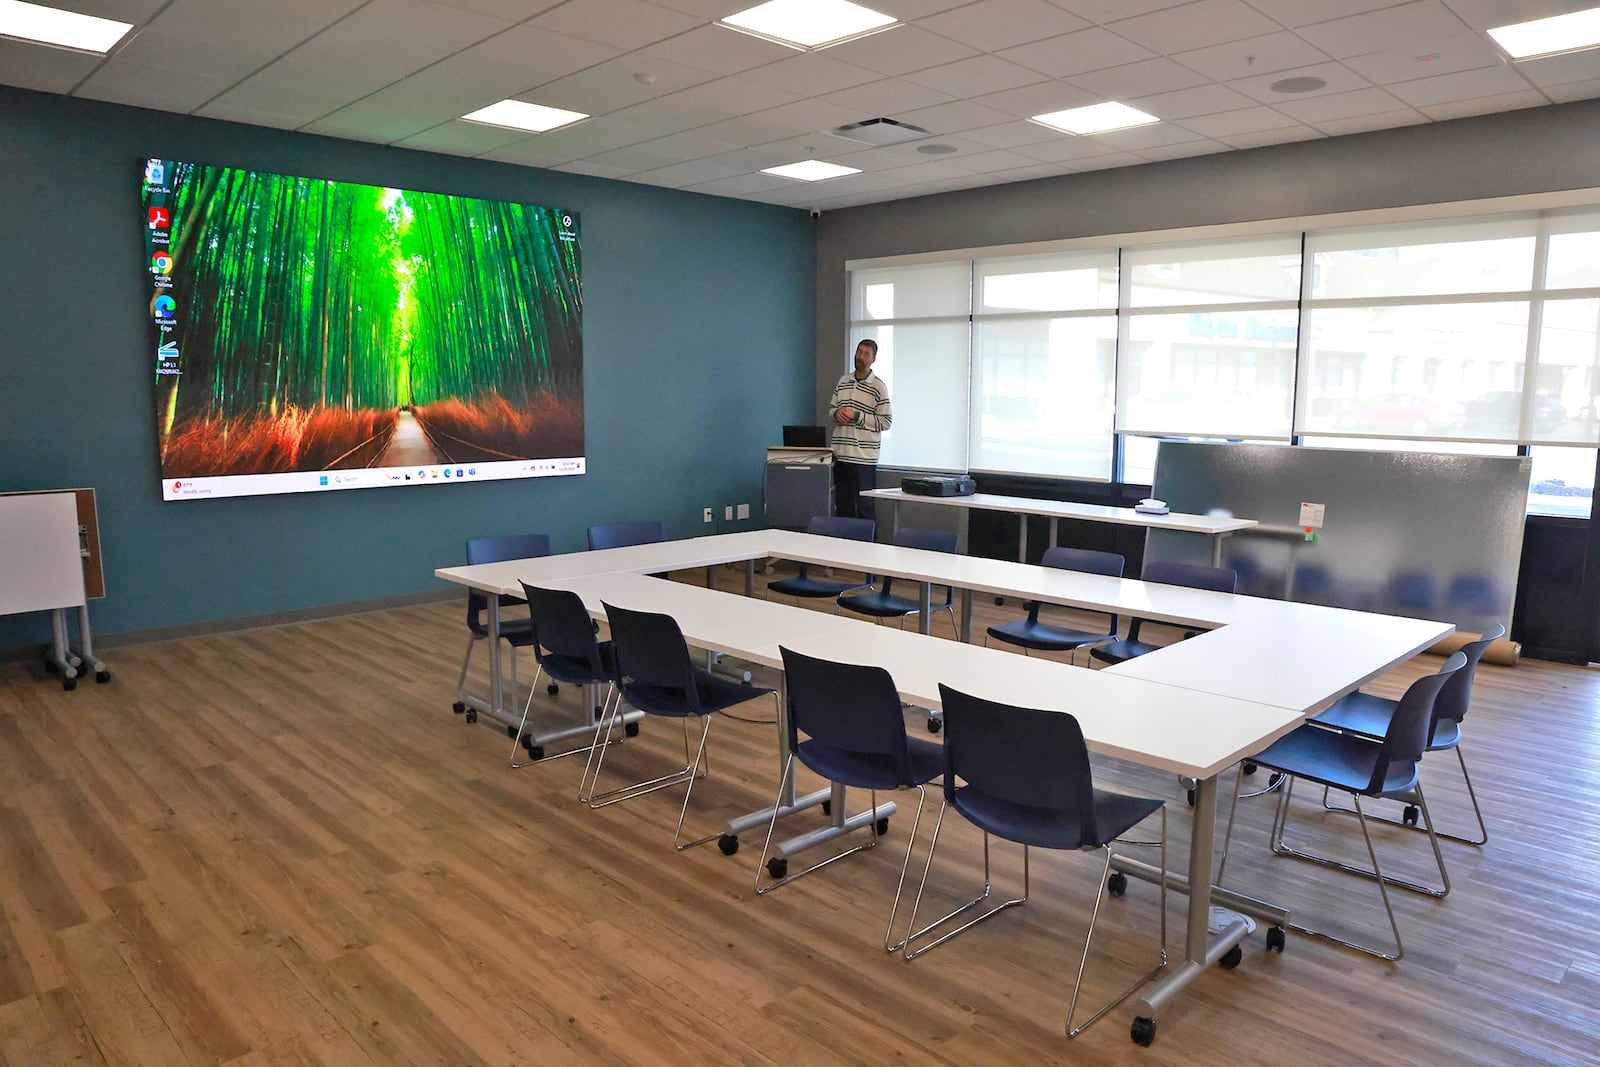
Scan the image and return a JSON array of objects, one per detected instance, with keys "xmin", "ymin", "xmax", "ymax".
[{"xmin": 151, "ymin": 250, "xmax": 173, "ymax": 274}]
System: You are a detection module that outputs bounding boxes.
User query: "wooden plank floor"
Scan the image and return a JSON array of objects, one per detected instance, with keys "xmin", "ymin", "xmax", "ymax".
[{"xmin": 2, "ymin": 566, "xmax": 1598, "ymax": 1065}]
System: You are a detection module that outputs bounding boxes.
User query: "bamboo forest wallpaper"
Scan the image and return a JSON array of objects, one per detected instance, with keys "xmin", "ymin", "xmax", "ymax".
[{"xmin": 141, "ymin": 159, "xmax": 584, "ymax": 496}]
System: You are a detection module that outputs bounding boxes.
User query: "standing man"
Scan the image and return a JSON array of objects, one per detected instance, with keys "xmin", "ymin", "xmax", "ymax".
[{"xmin": 829, "ymin": 339, "xmax": 892, "ymax": 521}]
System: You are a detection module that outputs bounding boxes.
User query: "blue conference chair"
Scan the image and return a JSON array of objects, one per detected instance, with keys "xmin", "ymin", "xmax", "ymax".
[
  {"xmin": 837, "ymin": 527, "xmax": 959, "ymax": 638},
  {"xmin": 510, "ymin": 582, "xmax": 630, "ymax": 770},
  {"xmin": 1219, "ymin": 653, "xmax": 1465, "ymax": 960},
  {"xmin": 1088, "ymin": 560, "xmax": 1236, "ymax": 666},
  {"xmin": 452, "ymin": 533, "xmax": 551, "ymax": 724},
  {"xmin": 757, "ymin": 648, "xmax": 944, "ymax": 949},
  {"xmin": 985, "ymin": 547, "xmax": 1124, "ymax": 665},
  {"xmin": 587, "ymin": 520, "xmax": 666, "ymax": 551},
  {"xmin": 581, "ymin": 602, "xmax": 778, "ymax": 850},
  {"xmin": 900, "ymin": 685, "xmax": 1168, "ymax": 1038},
  {"xmin": 766, "ymin": 516, "xmax": 876, "ymax": 603},
  {"xmin": 1313, "ymin": 624, "xmax": 1504, "ymax": 846}
]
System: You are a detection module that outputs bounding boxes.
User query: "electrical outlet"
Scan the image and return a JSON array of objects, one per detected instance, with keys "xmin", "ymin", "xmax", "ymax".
[
  {"xmin": 724, "ymin": 505, "xmax": 734, "ymax": 521},
  {"xmin": 702, "ymin": 507, "xmax": 714, "ymax": 523},
  {"xmin": 736, "ymin": 503, "xmax": 750, "ymax": 520}
]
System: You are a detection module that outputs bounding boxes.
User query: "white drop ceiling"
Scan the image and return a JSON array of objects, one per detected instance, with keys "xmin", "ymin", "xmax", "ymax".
[{"xmin": 6, "ymin": 0, "xmax": 1600, "ymax": 211}]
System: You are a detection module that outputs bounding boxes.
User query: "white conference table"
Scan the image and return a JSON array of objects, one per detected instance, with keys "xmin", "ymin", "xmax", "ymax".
[
  {"xmin": 436, "ymin": 530, "xmax": 1452, "ymax": 1044},
  {"xmin": 864, "ymin": 488, "xmax": 1258, "ymax": 567}
]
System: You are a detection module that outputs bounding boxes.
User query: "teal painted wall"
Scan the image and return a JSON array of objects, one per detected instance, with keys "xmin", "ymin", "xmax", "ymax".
[{"xmin": 0, "ymin": 86, "xmax": 816, "ymax": 643}]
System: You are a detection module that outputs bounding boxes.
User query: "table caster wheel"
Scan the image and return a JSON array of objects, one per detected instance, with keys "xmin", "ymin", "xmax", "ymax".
[
  {"xmin": 875, "ymin": 817, "xmax": 890, "ymax": 836},
  {"xmin": 1186, "ymin": 788, "xmax": 1196, "ymax": 807},
  {"xmin": 594, "ymin": 706, "xmax": 604, "ymax": 720},
  {"xmin": 927, "ymin": 717, "xmax": 942, "ymax": 734},
  {"xmin": 452, "ymin": 701, "xmax": 466, "ymax": 715},
  {"xmin": 717, "ymin": 834, "xmax": 739, "ymax": 856},
  {"xmin": 527, "ymin": 745, "xmax": 545, "ymax": 761},
  {"xmin": 1131, "ymin": 1016, "xmax": 1156, "ymax": 1047},
  {"xmin": 1266, "ymin": 925, "xmax": 1286, "ymax": 952},
  {"xmin": 1220, "ymin": 945, "xmax": 1243, "ymax": 970},
  {"xmin": 1107, "ymin": 871, "xmax": 1128, "ymax": 898},
  {"xmin": 547, "ymin": 683, "xmax": 559, "ymax": 696},
  {"xmin": 464, "ymin": 709, "xmax": 477, "ymax": 724},
  {"xmin": 507, "ymin": 725, "xmax": 519, "ymax": 739},
  {"xmin": 63, "ymin": 676, "xmax": 77, "ymax": 691},
  {"xmin": 821, "ymin": 799, "xmax": 831, "ymax": 816},
  {"xmin": 767, "ymin": 857, "xmax": 788, "ymax": 879},
  {"xmin": 624, "ymin": 722, "xmax": 640, "ymax": 737},
  {"xmin": 1402, "ymin": 804, "xmax": 1419, "ymax": 826},
  {"xmin": 1242, "ymin": 761, "xmax": 1258, "ymax": 776},
  {"xmin": 95, "ymin": 670, "xmax": 111, "ymax": 683}
]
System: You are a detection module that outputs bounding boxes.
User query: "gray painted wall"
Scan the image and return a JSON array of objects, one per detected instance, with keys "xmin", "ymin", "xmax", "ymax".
[
  {"xmin": 0, "ymin": 86, "xmax": 815, "ymax": 647},
  {"xmin": 813, "ymin": 99, "xmax": 1600, "ymax": 420}
]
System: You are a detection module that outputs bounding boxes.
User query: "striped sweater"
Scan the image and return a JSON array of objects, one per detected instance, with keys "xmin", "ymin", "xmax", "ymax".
[{"xmin": 828, "ymin": 372, "xmax": 892, "ymax": 463}]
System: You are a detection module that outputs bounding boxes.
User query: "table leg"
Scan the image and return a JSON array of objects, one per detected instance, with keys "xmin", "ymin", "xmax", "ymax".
[
  {"xmin": 919, "ymin": 582, "xmax": 932, "ymax": 636},
  {"xmin": 488, "ymin": 596, "xmax": 505, "ymax": 722},
  {"xmin": 1017, "ymin": 514, "xmax": 1027, "ymax": 563},
  {"xmin": 1049, "ymin": 517, "xmax": 1059, "ymax": 551},
  {"xmin": 1211, "ymin": 534, "xmax": 1224, "ymax": 568},
  {"xmin": 744, "ymin": 559, "xmax": 755, "ymax": 598},
  {"xmin": 722, "ymin": 673, "xmax": 829, "ymax": 841}
]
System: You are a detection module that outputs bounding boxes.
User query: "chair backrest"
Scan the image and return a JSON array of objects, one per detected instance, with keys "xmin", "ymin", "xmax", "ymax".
[
  {"xmin": 938, "ymin": 684, "xmax": 1100, "ymax": 848},
  {"xmin": 881, "ymin": 527, "xmax": 958, "ymax": 602},
  {"xmin": 1041, "ymin": 546, "xmax": 1123, "ymax": 578},
  {"xmin": 521, "ymin": 583, "xmax": 607, "ymax": 677},
  {"xmin": 807, "ymin": 515, "xmax": 875, "ymax": 541},
  {"xmin": 602, "ymin": 601, "xmax": 701, "ymax": 709},
  {"xmin": 1367, "ymin": 651, "xmax": 1467, "ymax": 794},
  {"xmin": 1142, "ymin": 559, "xmax": 1237, "ymax": 594},
  {"xmin": 1035, "ymin": 547, "xmax": 1124, "ymax": 629},
  {"xmin": 587, "ymin": 520, "xmax": 666, "ymax": 551},
  {"xmin": 780, "ymin": 647, "xmax": 913, "ymax": 778},
  {"xmin": 465, "ymin": 533, "xmax": 552, "ymax": 621},
  {"xmin": 1433, "ymin": 623, "xmax": 1505, "ymax": 729}
]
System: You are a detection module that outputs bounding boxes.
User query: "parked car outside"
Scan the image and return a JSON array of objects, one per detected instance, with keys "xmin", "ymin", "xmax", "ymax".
[
  {"xmin": 1462, "ymin": 390, "xmax": 1567, "ymax": 435},
  {"xmin": 1331, "ymin": 393, "xmax": 1465, "ymax": 435}
]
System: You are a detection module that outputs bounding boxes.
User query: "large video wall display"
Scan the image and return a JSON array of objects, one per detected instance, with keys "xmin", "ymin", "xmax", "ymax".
[{"xmin": 140, "ymin": 159, "xmax": 585, "ymax": 501}]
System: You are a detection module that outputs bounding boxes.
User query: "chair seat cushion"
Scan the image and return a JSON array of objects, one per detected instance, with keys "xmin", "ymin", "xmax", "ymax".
[
  {"xmin": 797, "ymin": 735, "xmax": 944, "ymax": 791},
  {"xmin": 952, "ymin": 784, "xmax": 1163, "ymax": 850},
  {"xmin": 838, "ymin": 591, "xmax": 921, "ymax": 617},
  {"xmin": 770, "ymin": 575, "xmax": 869, "ymax": 598},
  {"xmin": 539, "ymin": 641, "xmax": 616, "ymax": 686},
  {"xmin": 1088, "ymin": 637, "xmax": 1160, "ymax": 664},
  {"xmin": 1252, "ymin": 723, "xmax": 1420, "ymax": 797},
  {"xmin": 987, "ymin": 618, "xmax": 1113, "ymax": 652}
]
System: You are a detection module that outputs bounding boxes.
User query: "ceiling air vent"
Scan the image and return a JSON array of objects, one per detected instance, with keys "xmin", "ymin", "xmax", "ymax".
[{"xmin": 825, "ymin": 117, "xmax": 931, "ymax": 147}]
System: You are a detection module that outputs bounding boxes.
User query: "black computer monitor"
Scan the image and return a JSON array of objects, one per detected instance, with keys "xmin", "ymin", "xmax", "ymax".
[{"xmin": 782, "ymin": 425, "xmax": 828, "ymax": 448}]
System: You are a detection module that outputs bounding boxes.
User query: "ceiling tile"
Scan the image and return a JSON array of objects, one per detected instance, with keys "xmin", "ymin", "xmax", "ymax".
[
  {"xmin": 1173, "ymin": 31, "xmax": 1332, "ymax": 82},
  {"xmin": 998, "ymin": 27, "xmax": 1154, "ymax": 78},
  {"xmin": 738, "ymin": 53, "xmax": 883, "ymax": 96},
  {"xmin": 1272, "ymin": 85, "xmax": 1409, "ymax": 123},
  {"xmin": 820, "ymin": 25, "xmax": 979, "ymax": 76},
  {"xmin": 1416, "ymin": 88, "xmax": 1549, "ymax": 120},
  {"xmin": 0, "ymin": 39, "xmax": 101, "ymax": 94},
  {"xmin": 741, "ymin": 97, "xmax": 866, "ymax": 133},
  {"xmin": 532, "ymin": 0, "xmax": 702, "ymax": 50},
  {"xmin": 432, "ymin": 0, "xmax": 566, "ymax": 16},
  {"xmin": 199, "ymin": 83, "xmax": 350, "ymax": 128},
  {"xmin": 1177, "ymin": 104, "xmax": 1298, "ymax": 136},
  {"xmin": 1108, "ymin": 0, "xmax": 1279, "ymax": 54},
  {"xmin": 1050, "ymin": 0, "xmax": 1193, "ymax": 23},
  {"xmin": 1016, "ymin": 133, "xmax": 1127, "ymax": 162},
  {"xmin": 1131, "ymin": 81, "xmax": 1258, "ymax": 119},
  {"xmin": 630, "ymin": 128, "xmax": 742, "ymax": 160},
  {"xmin": 1542, "ymin": 77, "xmax": 1600, "ymax": 104},
  {"xmin": 1227, "ymin": 60, "xmax": 1376, "ymax": 105},
  {"xmin": 919, "ymin": 0, "xmax": 1087, "ymax": 52},
  {"xmin": 903, "ymin": 55, "xmax": 1050, "ymax": 96},
  {"xmin": 1295, "ymin": 1, "xmax": 1473, "ymax": 60},
  {"xmin": 1239, "ymin": 0, "xmax": 1398, "ymax": 27},
  {"xmin": 1216, "ymin": 125, "xmax": 1321, "ymax": 149},
  {"xmin": 819, "ymin": 77, "xmax": 955, "ymax": 116},
  {"xmin": 639, "ymin": 24, "xmax": 792, "ymax": 76},
  {"xmin": 940, "ymin": 146, "xmax": 1059, "ymax": 172},
  {"xmin": 392, "ymin": 122, "xmax": 530, "ymax": 153},
  {"xmin": 531, "ymin": 55, "xmax": 721, "ymax": 114},
  {"xmin": 644, "ymin": 0, "xmax": 753, "ymax": 17},
  {"xmin": 630, "ymin": 157, "xmax": 748, "ymax": 185},
  {"xmin": 580, "ymin": 145, "xmax": 681, "ymax": 170},
  {"xmin": 1513, "ymin": 48, "xmax": 1600, "ymax": 90},
  {"xmin": 1341, "ymin": 26, "xmax": 1505, "ymax": 85},
  {"xmin": 894, "ymin": 98, "xmax": 1021, "ymax": 134},
  {"xmin": 1311, "ymin": 107, "xmax": 1429, "ymax": 136},
  {"xmin": 75, "ymin": 63, "xmax": 241, "ymax": 113},
  {"xmin": 210, "ymin": 34, "xmax": 452, "ymax": 115},
  {"xmin": 1089, "ymin": 121, "xmax": 1207, "ymax": 150},
  {"xmin": 685, "ymin": 172, "xmax": 796, "ymax": 196},
  {"xmin": 1134, "ymin": 139, "xmax": 1228, "ymax": 162},
  {"xmin": 1064, "ymin": 149, "xmax": 1147, "ymax": 171},
  {"xmin": 334, "ymin": 0, "xmax": 512, "ymax": 49},
  {"xmin": 1069, "ymin": 56, "xmax": 1211, "ymax": 99},
  {"xmin": 972, "ymin": 80, "xmax": 1099, "ymax": 118},
  {"xmin": 1384, "ymin": 63, "xmax": 1533, "ymax": 107},
  {"xmin": 956, "ymin": 118, "xmax": 1072, "ymax": 148},
  {"xmin": 553, "ymin": 158, "xmax": 643, "ymax": 177}
]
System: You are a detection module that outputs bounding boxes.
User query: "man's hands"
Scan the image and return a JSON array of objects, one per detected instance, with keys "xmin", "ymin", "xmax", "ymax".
[{"xmin": 834, "ymin": 404, "xmax": 856, "ymax": 424}]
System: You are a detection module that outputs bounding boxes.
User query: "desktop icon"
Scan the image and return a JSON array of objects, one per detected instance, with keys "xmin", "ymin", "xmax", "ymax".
[
  {"xmin": 172, "ymin": 480, "xmax": 182, "ymax": 491},
  {"xmin": 319, "ymin": 475, "xmax": 328, "ymax": 485},
  {"xmin": 417, "ymin": 469, "xmax": 425, "ymax": 479},
  {"xmin": 148, "ymin": 206, "xmax": 170, "ymax": 229},
  {"xmin": 443, "ymin": 468, "xmax": 451, "ymax": 477},
  {"xmin": 467, "ymin": 468, "xmax": 476, "ymax": 476},
  {"xmin": 455, "ymin": 468, "xmax": 464, "ymax": 477},
  {"xmin": 152, "ymin": 294, "xmax": 176, "ymax": 320},
  {"xmin": 151, "ymin": 250, "xmax": 173, "ymax": 275},
  {"xmin": 145, "ymin": 159, "xmax": 165, "ymax": 185}
]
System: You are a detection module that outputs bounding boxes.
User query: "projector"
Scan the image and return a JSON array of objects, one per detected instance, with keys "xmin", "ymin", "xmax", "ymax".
[{"xmin": 902, "ymin": 475, "xmax": 976, "ymax": 497}]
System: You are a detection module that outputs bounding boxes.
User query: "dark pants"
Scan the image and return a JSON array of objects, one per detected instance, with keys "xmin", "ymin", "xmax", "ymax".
[{"xmin": 834, "ymin": 461, "xmax": 877, "ymax": 522}]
